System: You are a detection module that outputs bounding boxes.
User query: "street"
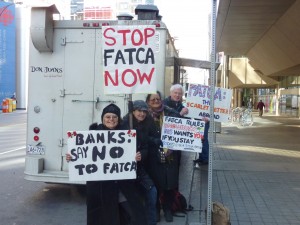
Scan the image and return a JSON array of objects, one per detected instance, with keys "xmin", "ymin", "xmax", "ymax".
[{"xmin": 0, "ymin": 111, "xmax": 86, "ymax": 225}]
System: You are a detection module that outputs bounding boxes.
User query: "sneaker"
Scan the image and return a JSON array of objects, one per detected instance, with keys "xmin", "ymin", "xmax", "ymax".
[
  {"xmin": 193, "ymin": 158, "xmax": 201, "ymax": 163},
  {"xmin": 164, "ymin": 209, "xmax": 173, "ymax": 222},
  {"xmin": 194, "ymin": 162, "xmax": 200, "ymax": 169}
]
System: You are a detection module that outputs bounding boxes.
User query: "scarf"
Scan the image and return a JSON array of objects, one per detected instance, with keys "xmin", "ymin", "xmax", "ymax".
[{"xmin": 148, "ymin": 103, "xmax": 164, "ymax": 121}]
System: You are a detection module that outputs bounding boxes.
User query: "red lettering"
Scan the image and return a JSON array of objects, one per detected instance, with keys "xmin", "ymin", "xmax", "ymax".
[
  {"xmin": 103, "ymin": 27, "xmax": 116, "ymax": 46},
  {"xmin": 122, "ymin": 69, "xmax": 137, "ymax": 87},
  {"xmin": 117, "ymin": 29, "xmax": 131, "ymax": 46},
  {"xmin": 104, "ymin": 68, "xmax": 155, "ymax": 87},
  {"xmin": 144, "ymin": 28, "xmax": 155, "ymax": 45},
  {"xmin": 104, "ymin": 70, "xmax": 118, "ymax": 86},
  {"xmin": 137, "ymin": 68, "xmax": 154, "ymax": 84},
  {"xmin": 131, "ymin": 29, "xmax": 143, "ymax": 46}
]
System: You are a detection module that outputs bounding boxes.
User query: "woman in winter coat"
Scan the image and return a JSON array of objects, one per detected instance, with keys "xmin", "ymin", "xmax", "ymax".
[
  {"xmin": 123, "ymin": 100, "xmax": 158, "ymax": 225},
  {"xmin": 66, "ymin": 103, "xmax": 147, "ymax": 225},
  {"xmin": 145, "ymin": 91, "xmax": 181, "ymax": 222}
]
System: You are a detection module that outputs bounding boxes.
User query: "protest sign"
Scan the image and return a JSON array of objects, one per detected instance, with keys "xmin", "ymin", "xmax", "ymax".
[
  {"xmin": 102, "ymin": 25, "xmax": 157, "ymax": 94},
  {"xmin": 185, "ymin": 83, "xmax": 233, "ymax": 122},
  {"xmin": 67, "ymin": 130, "xmax": 137, "ymax": 182},
  {"xmin": 161, "ymin": 116, "xmax": 205, "ymax": 152}
]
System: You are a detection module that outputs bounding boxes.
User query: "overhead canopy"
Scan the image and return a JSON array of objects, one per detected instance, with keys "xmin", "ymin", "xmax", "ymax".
[
  {"xmin": 216, "ymin": 0, "xmax": 300, "ymax": 77},
  {"xmin": 166, "ymin": 57, "xmax": 219, "ymax": 70}
]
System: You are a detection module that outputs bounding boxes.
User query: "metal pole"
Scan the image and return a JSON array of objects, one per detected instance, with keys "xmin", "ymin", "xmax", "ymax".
[{"xmin": 206, "ymin": 0, "xmax": 217, "ymax": 224}]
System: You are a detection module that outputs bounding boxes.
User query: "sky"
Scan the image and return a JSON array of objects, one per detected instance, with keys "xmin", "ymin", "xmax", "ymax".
[{"xmin": 155, "ymin": 0, "xmax": 212, "ymax": 84}]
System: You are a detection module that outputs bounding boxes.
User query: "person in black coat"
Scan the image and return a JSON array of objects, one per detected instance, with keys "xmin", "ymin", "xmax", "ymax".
[
  {"xmin": 123, "ymin": 100, "xmax": 158, "ymax": 225},
  {"xmin": 66, "ymin": 103, "xmax": 148, "ymax": 225},
  {"xmin": 145, "ymin": 91, "xmax": 181, "ymax": 222},
  {"xmin": 163, "ymin": 84, "xmax": 189, "ymax": 175},
  {"xmin": 163, "ymin": 84, "xmax": 189, "ymax": 117}
]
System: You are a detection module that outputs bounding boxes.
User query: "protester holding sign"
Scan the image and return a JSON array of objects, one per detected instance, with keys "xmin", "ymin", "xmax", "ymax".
[
  {"xmin": 163, "ymin": 84, "xmax": 189, "ymax": 172},
  {"xmin": 66, "ymin": 104, "xmax": 147, "ymax": 225},
  {"xmin": 145, "ymin": 91, "xmax": 181, "ymax": 222},
  {"xmin": 163, "ymin": 84, "xmax": 188, "ymax": 117},
  {"xmin": 123, "ymin": 100, "xmax": 158, "ymax": 225}
]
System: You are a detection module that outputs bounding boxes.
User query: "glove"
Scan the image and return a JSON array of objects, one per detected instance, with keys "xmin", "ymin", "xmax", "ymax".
[{"xmin": 153, "ymin": 139, "xmax": 163, "ymax": 147}]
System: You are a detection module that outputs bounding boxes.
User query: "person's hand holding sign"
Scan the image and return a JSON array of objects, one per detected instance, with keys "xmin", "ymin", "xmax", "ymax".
[
  {"xmin": 66, "ymin": 153, "xmax": 71, "ymax": 162},
  {"xmin": 135, "ymin": 151, "xmax": 141, "ymax": 161}
]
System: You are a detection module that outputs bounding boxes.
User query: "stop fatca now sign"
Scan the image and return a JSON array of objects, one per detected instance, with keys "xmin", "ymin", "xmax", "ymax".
[{"xmin": 102, "ymin": 25, "xmax": 157, "ymax": 94}]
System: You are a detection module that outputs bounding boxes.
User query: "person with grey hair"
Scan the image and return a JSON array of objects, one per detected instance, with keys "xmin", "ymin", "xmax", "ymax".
[
  {"xmin": 163, "ymin": 84, "xmax": 188, "ymax": 116},
  {"xmin": 163, "ymin": 84, "xmax": 188, "ymax": 186}
]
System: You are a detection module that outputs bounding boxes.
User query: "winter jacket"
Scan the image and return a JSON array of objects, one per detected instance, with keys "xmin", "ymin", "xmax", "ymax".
[
  {"xmin": 146, "ymin": 105, "xmax": 181, "ymax": 191},
  {"xmin": 86, "ymin": 123, "xmax": 147, "ymax": 225},
  {"xmin": 163, "ymin": 96, "xmax": 185, "ymax": 113}
]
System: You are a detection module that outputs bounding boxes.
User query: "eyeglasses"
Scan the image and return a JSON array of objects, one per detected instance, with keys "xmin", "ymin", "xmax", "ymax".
[
  {"xmin": 149, "ymin": 98, "xmax": 161, "ymax": 102},
  {"xmin": 104, "ymin": 115, "xmax": 118, "ymax": 120}
]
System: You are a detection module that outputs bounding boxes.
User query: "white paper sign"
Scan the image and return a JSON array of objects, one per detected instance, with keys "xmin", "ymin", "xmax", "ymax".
[
  {"xmin": 161, "ymin": 116, "xmax": 205, "ymax": 152},
  {"xmin": 185, "ymin": 83, "xmax": 233, "ymax": 122},
  {"xmin": 102, "ymin": 25, "xmax": 157, "ymax": 94},
  {"xmin": 67, "ymin": 130, "xmax": 137, "ymax": 182}
]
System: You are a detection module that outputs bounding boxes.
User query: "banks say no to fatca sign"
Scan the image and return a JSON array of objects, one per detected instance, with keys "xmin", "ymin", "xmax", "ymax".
[
  {"xmin": 102, "ymin": 25, "xmax": 157, "ymax": 94},
  {"xmin": 67, "ymin": 130, "xmax": 137, "ymax": 182}
]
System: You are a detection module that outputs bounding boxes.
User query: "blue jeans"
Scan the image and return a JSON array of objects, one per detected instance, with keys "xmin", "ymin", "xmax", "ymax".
[
  {"xmin": 199, "ymin": 139, "xmax": 209, "ymax": 161},
  {"xmin": 140, "ymin": 185, "xmax": 157, "ymax": 225},
  {"xmin": 199, "ymin": 121, "xmax": 209, "ymax": 161}
]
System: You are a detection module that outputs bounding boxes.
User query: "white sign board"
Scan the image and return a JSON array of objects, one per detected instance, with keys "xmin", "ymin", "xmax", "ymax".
[
  {"xmin": 161, "ymin": 116, "xmax": 205, "ymax": 152},
  {"xmin": 102, "ymin": 25, "xmax": 157, "ymax": 94},
  {"xmin": 67, "ymin": 130, "xmax": 137, "ymax": 182},
  {"xmin": 185, "ymin": 83, "xmax": 233, "ymax": 122}
]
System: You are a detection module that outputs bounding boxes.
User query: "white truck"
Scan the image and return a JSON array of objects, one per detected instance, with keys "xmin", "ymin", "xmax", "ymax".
[{"xmin": 25, "ymin": 4, "xmax": 180, "ymax": 184}]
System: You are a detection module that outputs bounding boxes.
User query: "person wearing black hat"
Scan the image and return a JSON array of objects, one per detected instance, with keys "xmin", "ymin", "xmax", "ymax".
[
  {"xmin": 66, "ymin": 103, "xmax": 148, "ymax": 225},
  {"xmin": 123, "ymin": 100, "xmax": 158, "ymax": 225}
]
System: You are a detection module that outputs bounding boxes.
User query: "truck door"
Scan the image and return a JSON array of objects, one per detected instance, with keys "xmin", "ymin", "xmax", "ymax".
[{"xmin": 61, "ymin": 28, "xmax": 127, "ymax": 171}]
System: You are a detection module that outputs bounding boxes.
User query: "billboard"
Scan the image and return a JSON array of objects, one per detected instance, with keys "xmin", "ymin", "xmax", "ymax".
[{"xmin": 0, "ymin": 2, "xmax": 16, "ymax": 108}]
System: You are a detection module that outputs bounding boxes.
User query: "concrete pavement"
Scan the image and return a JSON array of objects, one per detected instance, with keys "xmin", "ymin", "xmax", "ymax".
[
  {"xmin": 158, "ymin": 112, "xmax": 300, "ymax": 225},
  {"xmin": 2, "ymin": 110, "xmax": 300, "ymax": 225}
]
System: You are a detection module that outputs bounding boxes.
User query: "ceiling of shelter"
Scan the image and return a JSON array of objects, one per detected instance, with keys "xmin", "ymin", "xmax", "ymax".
[{"xmin": 216, "ymin": 0, "xmax": 300, "ymax": 78}]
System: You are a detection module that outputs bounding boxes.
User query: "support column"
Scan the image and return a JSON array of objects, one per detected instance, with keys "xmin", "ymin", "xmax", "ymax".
[{"xmin": 276, "ymin": 85, "xmax": 280, "ymax": 116}]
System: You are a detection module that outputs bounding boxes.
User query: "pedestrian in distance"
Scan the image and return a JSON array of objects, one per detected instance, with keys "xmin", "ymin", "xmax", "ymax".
[
  {"xmin": 145, "ymin": 91, "xmax": 181, "ymax": 223},
  {"xmin": 66, "ymin": 103, "xmax": 148, "ymax": 225},
  {"xmin": 123, "ymin": 100, "xmax": 158, "ymax": 225},
  {"xmin": 257, "ymin": 100, "xmax": 265, "ymax": 117}
]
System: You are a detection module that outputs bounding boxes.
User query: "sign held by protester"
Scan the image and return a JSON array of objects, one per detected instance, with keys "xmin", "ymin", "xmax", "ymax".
[
  {"xmin": 67, "ymin": 130, "xmax": 137, "ymax": 182},
  {"xmin": 161, "ymin": 116, "xmax": 204, "ymax": 152},
  {"xmin": 102, "ymin": 25, "xmax": 157, "ymax": 94},
  {"xmin": 185, "ymin": 83, "xmax": 233, "ymax": 122}
]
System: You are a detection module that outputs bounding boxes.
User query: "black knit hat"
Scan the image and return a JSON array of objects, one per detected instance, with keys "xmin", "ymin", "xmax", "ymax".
[{"xmin": 101, "ymin": 103, "xmax": 121, "ymax": 122}]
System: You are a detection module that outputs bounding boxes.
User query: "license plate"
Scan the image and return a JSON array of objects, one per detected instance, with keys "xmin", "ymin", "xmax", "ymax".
[{"xmin": 27, "ymin": 145, "xmax": 45, "ymax": 155}]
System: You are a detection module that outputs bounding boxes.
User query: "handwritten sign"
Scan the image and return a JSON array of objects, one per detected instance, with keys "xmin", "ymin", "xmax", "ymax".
[
  {"xmin": 67, "ymin": 130, "xmax": 137, "ymax": 182},
  {"xmin": 102, "ymin": 25, "xmax": 156, "ymax": 94},
  {"xmin": 185, "ymin": 84, "xmax": 233, "ymax": 122},
  {"xmin": 161, "ymin": 116, "xmax": 204, "ymax": 152}
]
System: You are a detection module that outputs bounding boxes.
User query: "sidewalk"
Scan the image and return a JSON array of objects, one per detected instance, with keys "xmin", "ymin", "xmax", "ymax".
[
  {"xmin": 2, "ymin": 110, "xmax": 300, "ymax": 225},
  {"xmin": 158, "ymin": 112, "xmax": 300, "ymax": 225}
]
